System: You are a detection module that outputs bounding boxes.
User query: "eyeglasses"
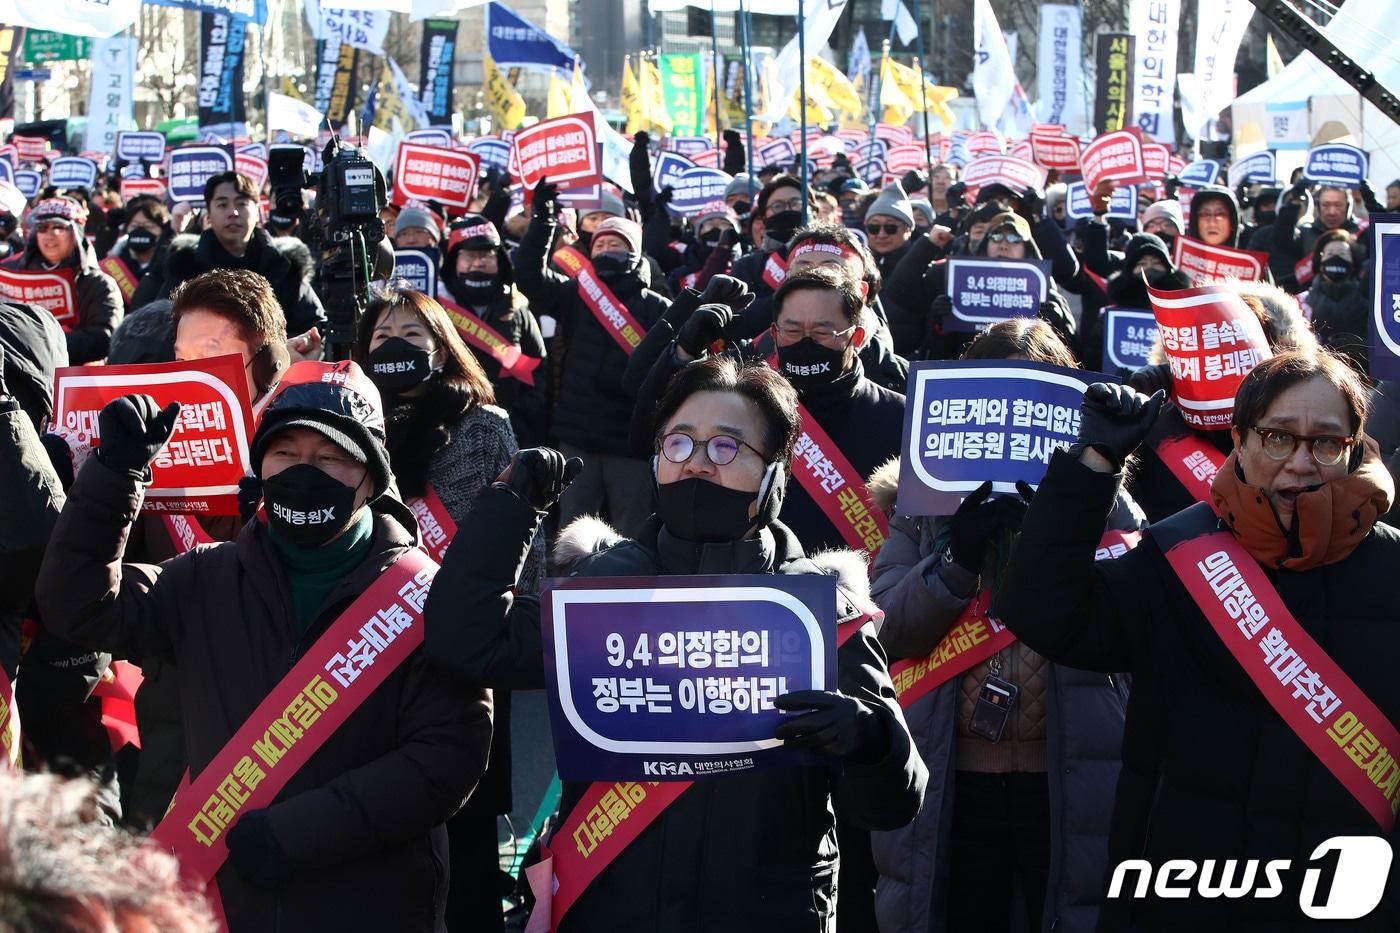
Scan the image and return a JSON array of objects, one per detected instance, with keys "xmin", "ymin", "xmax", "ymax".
[
  {"xmin": 1251, "ymin": 426, "xmax": 1356, "ymax": 466},
  {"xmin": 865, "ymin": 222, "xmax": 904, "ymax": 236},
  {"xmin": 772, "ymin": 322, "xmax": 857, "ymax": 344},
  {"xmin": 766, "ymin": 197, "xmax": 803, "ymax": 215},
  {"xmin": 987, "ymin": 230, "xmax": 1024, "ymax": 244},
  {"xmin": 659, "ymin": 431, "xmax": 766, "ymax": 466},
  {"xmin": 1195, "ymin": 208, "xmax": 1231, "ymax": 221}
]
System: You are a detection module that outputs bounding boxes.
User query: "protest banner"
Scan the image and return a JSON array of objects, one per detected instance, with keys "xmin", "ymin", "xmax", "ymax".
[
  {"xmin": 1179, "ymin": 159, "xmax": 1221, "ymax": 187},
  {"xmin": 0, "ymin": 146, "xmax": 15, "ymax": 170},
  {"xmin": 859, "ymin": 157, "xmax": 886, "ymax": 186},
  {"xmin": 393, "ymin": 143, "xmax": 480, "ymax": 210},
  {"xmin": 885, "ymin": 143, "xmax": 926, "ymax": 174},
  {"xmin": 511, "ymin": 112, "xmax": 600, "ymax": 192},
  {"xmin": 966, "ymin": 130, "xmax": 1003, "ymax": 155},
  {"xmin": 652, "ymin": 150, "xmax": 696, "ymax": 195},
  {"xmin": 391, "ymin": 247, "xmax": 438, "ymax": 296},
  {"xmin": 944, "ymin": 257, "xmax": 1052, "ymax": 331},
  {"xmin": 756, "ymin": 136, "xmax": 796, "ymax": 168},
  {"xmin": 466, "ymin": 136, "xmax": 510, "ymax": 172},
  {"xmin": 1141, "ymin": 141, "xmax": 1170, "ymax": 179},
  {"xmin": 116, "ymin": 130, "xmax": 166, "ymax": 163},
  {"xmin": 0, "ymin": 160, "xmax": 10, "ymax": 187},
  {"xmin": 51, "ymin": 354, "xmax": 254, "ymax": 514},
  {"xmin": 13, "ymin": 170, "xmax": 40, "ymax": 199},
  {"xmin": 853, "ymin": 138, "xmax": 887, "ymax": 164},
  {"xmin": 234, "ymin": 151, "xmax": 267, "ymax": 190},
  {"xmin": 13, "ymin": 135, "xmax": 47, "ymax": 162},
  {"xmin": 1369, "ymin": 213, "xmax": 1400, "ymax": 379},
  {"xmin": 875, "ymin": 122, "xmax": 914, "ymax": 145},
  {"xmin": 1227, "ymin": 150, "xmax": 1277, "ymax": 188},
  {"xmin": 543, "ymin": 574, "xmax": 838, "ymax": 781},
  {"xmin": 49, "ymin": 156, "xmax": 97, "ymax": 189},
  {"xmin": 1080, "ymin": 127, "xmax": 1147, "ymax": 191},
  {"xmin": 688, "ymin": 148, "xmax": 720, "ymax": 168},
  {"xmin": 1172, "ymin": 234, "xmax": 1270, "ymax": 285},
  {"xmin": 1093, "ymin": 33, "xmax": 1133, "ymax": 133},
  {"xmin": 960, "ymin": 155, "xmax": 1048, "ymax": 193},
  {"xmin": 1148, "ymin": 282, "xmax": 1272, "ymax": 429},
  {"xmin": 667, "ymin": 135, "xmax": 712, "ymax": 156},
  {"xmin": 1302, "ymin": 143, "xmax": 1368, "ymax": 189},
  {"xmin": 167, "ymin": 145, "xmax": 234, "ymax": 203},
  {"xmin": 1065, "ymin": 181, "xmax": 1135, "ymax": 220},
  {"xmin": 1102, "ymin": 307, "xmax": 1159, "ymax": 370},
  {"xmin": 405, "ymin": 126, "xmax": 452, "ymax": 149},
  {"xmin": 1029, "ymin": 130, "xmax": 1079, "ymax": 171},
  {"xmin": 666, "ymin": 168, "xmax": 732, "ymax": 217},
  {"xmin": 897, "ymin": 359, "xmax": 1096, "ymax": 516},
  {"xmin": 0, "ymin": 267, "xmax": 75, "ymax": 328}
]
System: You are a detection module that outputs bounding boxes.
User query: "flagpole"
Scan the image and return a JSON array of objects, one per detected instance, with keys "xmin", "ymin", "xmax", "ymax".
[
  {"xmin": 797, "ymin": 0, "xmax": 809, "ymax": 224},
  {"xmin": 870, "ymin": 28, "xmax": 896, "ymax": 143},
  {"xmin": 912, "ymin": 0, "xmax": 933, "ymax": 177},
  {"xmin": 738, "ymin": 0, "xmax": 756, "ymax": 197},
  {"xmin": 709, "ymin": 0, "xmax": 723, "ymax": 152}
]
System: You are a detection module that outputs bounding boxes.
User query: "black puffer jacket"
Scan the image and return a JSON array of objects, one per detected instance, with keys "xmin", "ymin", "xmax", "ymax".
[
  {"xmin": 515, "ymin": 213, "xmax": 669, "ymax": 456},
  {"xmin": 423, "ymin": 486, "xmax": 927, "ymax": 932},
  {"xmin": 6, "ymin": 236, "xmax": 123, "ymax": 365},
  {"xmin": 444, "ymin": 292, "xmax": 551, "ymax": 448},
  {"xmin": 153, "ymin": 228, "xmax": 325, "ymax": 337},
  {"xmin": 995, "ymin": 451, "xmax": 1400, "ymax": 932}
]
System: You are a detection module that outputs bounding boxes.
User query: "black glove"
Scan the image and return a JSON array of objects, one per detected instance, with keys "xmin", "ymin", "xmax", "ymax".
[
  {"xmin": 1164, "ymin": 175, "xmax": 1181, "ymax": 200},
  {"xmin": 1288, "ymin": 179, "xmax": 1310, "ymax": 201},
  {"xmin": 717, "ymin": 227, "xmax": 741, "ymax": 250},
  {"xmin": 1020, "ymin": 185, "xmax": 1044, "ymax": 219},
  {"xmin": 656, "ymin": 185, "xmax": 674, "ymax": 206},
  {"xmin": 930, "ymin": 293, "xmax": 953, "ymax": 320},
  {"xmin": 1075, "ymin": 383, "xmax": 1166, "ymax": 469},
  {"xmin": 722, "ymin": 129, "xmax": 746, "ymax": 176},
  {"xmin": 696, "ymin": 273, "xmax": 752, "ymax": 310},
  {"xmin": 774, "ymin": 690, "xmax": 887, "ymax": 763},
  {"xmin": 532, "ymin": 180, "xmax": 559, "ymax": 219},
  {"xmin": 94, "ymin": 394, "xmax": 180, "ymax": 477},
  {"xmin": 39, "ymin": 433, "xmax": 74, "ymax": 490},
  {"xmin": 946, "ymin": 480, "xmax": 1027, "ymax": 574},
  {"xmin": 900, "ymin": 169, "xmax": 928, "ymax": 195},
  {"xmin": 945, "ymin": 181, "xmax": 967, "ymax": 207},
  {"xmin": 630, "ymin": 133, "xmax": 654, "ymax": 202},
  {"xmin": 238, "ymin": 474, "xmax": 264, "ymax": 524},
  {"xmin": 227, "ymin": 809, "xmax": 292, "ymax": 890},
  {"xmin": 677, "ymin": 303, "xmax": 735, "ymax": 357},
  {"xmin": 1127, "ymin": 362, "xmax": 1172, "ymax": 397},
  {"xmin": 497, "ymin": 447, "xmax": 584, "ymax": 512}
]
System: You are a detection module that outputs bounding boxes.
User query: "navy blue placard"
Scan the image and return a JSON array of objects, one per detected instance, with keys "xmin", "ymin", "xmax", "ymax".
[
  {"xmin": 117, "ymin": 131, "xmax": 167, "ymax": 163},
  {"xmin": 1369, "ymin": 215, "xmax": 1400, "ymax": 380},
  {"xmin": 1102, "ymin": 307, "xmax": 1158, "ymax": 371},
  {"xmin": 392, "ymin": 247, "xmax": 438, "ymax": 297},
  {"xmin": 1303, "ymin": 144, "xmax": 1368, "ymax": 189},
  {"xmin": 543, "ymin": 574, "xmax": 838, "ymax": 782},
  {"xmin": 168, "ymin": 146, "xmax": 234, "ymax": 203},
  {"xmin": 945, "ymin": 257, "xmax": 1052, "ymax": 331}
]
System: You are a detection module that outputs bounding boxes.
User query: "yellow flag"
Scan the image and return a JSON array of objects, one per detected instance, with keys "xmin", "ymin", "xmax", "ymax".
[
  {"xmin": 922, "ymin": 82, "xmax": 959, "ymax": 129},
  {"xmin": 484, "ymin": 55, "xmax": 526, "ymax": 130},
  {"xmin": 1266, "ymin": 33, "xmax": 1284, "ymax": 79},
  {"xmin": 280, "ymin": 77, "xmax": 305, "ymax": 103},
  {"xmin": 547, "ymin": 74, "xmax": 572, "ymax": 118},
  {"xmin": 570, "ymin": 58, "xmax": 589, "ymax": 112},
  {"xmin": 642, "ymin": 58, "xmax": 673, "ymax": 133},
  {"xmin": 787, "ymin": 88, "xmax": 834, "ymax": 125},
  {"xmin": 807, "ymin": 55, "xmax": 863, "ymax": 119},
  {"xmin": 879, "ymin": 56, "xmax": 915, "ymax": 126},
  {"xmin": 622, "ymin": 58, "xmax": 644, "ymax": 133}
]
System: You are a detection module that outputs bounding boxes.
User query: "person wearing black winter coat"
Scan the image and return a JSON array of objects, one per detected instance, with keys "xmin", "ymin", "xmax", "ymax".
[
  {"xmin": 1081, "ymin": 233, "xmax": 1192, "ymax": 372},
  {"xmin": 423, "ymin": 356, "xmax": 925, "ymax": 932}
]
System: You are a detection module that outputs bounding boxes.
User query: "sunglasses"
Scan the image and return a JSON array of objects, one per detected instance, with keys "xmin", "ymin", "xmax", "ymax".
[
  {"xmin": 987, "ymin": 230, "xmax": 1025, "ymax": 244},
  {"xmin": 865, "ymin": 222, "xmax": 904, "ymax": 236},
  {"xmin": 658, "ymin": 431, "xmax": 765, "ymax": 466},
  {"xmin": 1251, "ymin": 427, "xmax": 1355, "ymax": 467}
]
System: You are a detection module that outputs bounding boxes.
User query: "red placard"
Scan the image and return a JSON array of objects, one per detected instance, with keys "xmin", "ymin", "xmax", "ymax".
[
  {"xmin": 1031, "ymin": 123, "xmax": 1065, "ymax": 136},
  {"xmin": 1007, "ymin": 139, "xmax": 1033, "ymax": 162},
  {"xmin": 1141, "ymin": 142, "xmax": 1170, "ymax": 179},
  {"xmin": 511, "ymin": 112, "xmax": 600, "ymax": 192},
  {"xmin": 12, "ymin": 135, "xmax": 47, "ymax": 162},
  {"xmin": 885, "ymin": 143, "xmax": 926, "ymax": 173},
  {"xmin": 1030, "ymin": 131, "xmax": 1080, "ymax": 171},
  {"xmin": 120, "ymin": 177, "xmax": 168, "ymax": 200},
  {"xmin": 235, "ymin": 152, "xmax": 268, "ymax": 191},
  {"xmin": 51, "ymin": 354, "xmax": 255, "ymax": 514},
  {"xmin": 875, "ymin": 122, "xmax": 914, "ymax": 145},
  {"xmin": 393, "ymin": 143, "xmax": 481, "ymax": 211},
  {"xmin": 1148, "ymin": 282, "xmax": 1272, "ymax": 430},
  {"xmin": 966, "ymin": 130, "xmax": 1003, "ymax": 155},
  {"xmin": 688, "ymin": 147, "xmax": 720, "ymax": 168},
  {"xmin": 1081, "ymin": 127, "xmax": 1148, "ymax": 192},
  {"xmin": 1169, "ymin": 155, "xmax": 1188, "ymax": 176},
  {"xmin": 1171, "ymin": 234, "xmax": 1271, "ymax": 285},
  {"xmin": 0, "ymin": 144, "xmax": 15, "ymax": 168},
  {"xmin": 961, "ymin": 155, "xmax": 1047, "ymax": 192},
  {"xmin": 1295, "ymin": 253, "xmax": 1315, "ymax": 287},
  {"xmin": 0, "ymin": 267, "xmax": 76, "ymax": 328}
]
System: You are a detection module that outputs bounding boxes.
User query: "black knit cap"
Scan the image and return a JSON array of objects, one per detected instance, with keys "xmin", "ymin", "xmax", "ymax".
[{"xmin": 250, "ymin": 360, "xmax": 393, "ymax": 499}]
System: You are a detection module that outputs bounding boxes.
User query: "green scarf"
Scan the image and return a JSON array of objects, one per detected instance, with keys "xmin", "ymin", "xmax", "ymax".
[{"xmin": 270, "ymin": 509, "xmax": 374, "ymax": 640}]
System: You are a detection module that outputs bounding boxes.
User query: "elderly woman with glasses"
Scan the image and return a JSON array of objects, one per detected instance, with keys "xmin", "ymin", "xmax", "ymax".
[
  {"xmin": 423, "ymin": 354, "xmax": 926, "ymax": 933},
  {"xmin": 993, "ymin": 348, "xmax": 1400, "ymax": 931}
]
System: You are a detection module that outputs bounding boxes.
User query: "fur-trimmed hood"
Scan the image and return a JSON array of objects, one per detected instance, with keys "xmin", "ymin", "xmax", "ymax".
[
  {"xmin": 164, "ymin": 227, "xmax": 315, "ymax": 290},
  {"xmin": 867, "ymin": 456, "xmax": 899, "ymax": 515},
  {"xmin": 552, "ymin": 514, "xmax": 872, "ymax": 604}
]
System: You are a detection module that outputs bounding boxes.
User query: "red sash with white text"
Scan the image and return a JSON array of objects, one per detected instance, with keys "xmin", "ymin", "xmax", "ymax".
[
  {"xmin": 0, "ymin": 666, "xmax": 19, "ymax": 769},
  {"xmin": 1154, "ymin": 432, "xmax": 1226, "ymax": 503},
  {"xmin": 1161, "ymin": 503, "xmax": 1400, "ymax": 831},
  {"xmin": 407, "ymin": 485, "xmax": 459, "ymax": 563},
  {"xmin": 550, "ymin": 246, "xmax": 647, "ymax": 354},
  {"xmin": 761, "ymin": 251, "xmax": 788, "ymax": 291},
  {"xmin": 889, "ymin": 529, "xmax": 1140, "ymax": 708},
  {"xmin": 148, "ymin": 548, "xmax": 437, "ymax": 886},
  {"xmin": 526, "ymin": 612, "xmax": 872, "ymax": 932},
  {"xmin": 162, "ymin": 513, "xmax": 217, "ymax": 553},
  {"xmin": 99, "ymin": 256, "xmax": 139, "ymax": 304},
  {"xmin": 439, "ymin": 298, "xmax": 543, "ymax": 385}
]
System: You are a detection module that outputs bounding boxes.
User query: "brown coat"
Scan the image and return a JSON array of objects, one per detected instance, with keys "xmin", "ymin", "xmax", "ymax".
[{"xmin": 36, "ymin": 459, "xmax": 492, "ymax": 932}]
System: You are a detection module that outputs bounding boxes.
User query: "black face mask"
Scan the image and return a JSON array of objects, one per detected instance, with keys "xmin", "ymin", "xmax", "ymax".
[
  {"xmin": 127, "ymin": 228, "xmax": 159, "ymax": 252},
  {"xmin": 654, "ymin": 466, "xmax": 786, "ymax": 543},
  {"xmin": 699, "ymin": 228, "xmax": 723, "ymax": 246},
  {"xmin": 777, "ymin": 337, "xmax": 847, "ymax": 392},
  {"xmin": 1321, "ymin": 256, "xmax": 1354, "ymax": 282},
  {"xmin": 264, "ymin": 463, "xmax": 360, "ymax": 548},
  {"xmin": 732, "ymin": 200, "xmax": 751, "ymax": 216},
  {"xmin": 453, "ymin": 270, "xmax": 506, "ymax": 306},
  {"xmin": 592, "ymin": 251, "xmax": 634, "ymax": 279},
  {"xmin": 764, "ymin": 209, "xmax": 802, "ymax": 243},
  {"xmin": 367, "ymin": 336, "xmax": 434, "ymax": 393}
]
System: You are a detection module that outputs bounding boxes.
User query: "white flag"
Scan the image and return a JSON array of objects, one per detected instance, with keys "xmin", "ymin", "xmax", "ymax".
[
  {"xmin": 1129, "ymin": 0, "xmax": 1182, "ymax": 143},
  {"xmin": 0, "ymin": 0, "xmax": 139, "ymax": 36},
  {"xmin": 758, "ymin": 0, "xmax": 850, "ymax": 122},
  {"xmin": 880, "ymin": 0, "xmax": 918, "ymax": 46},
  {"xmin": 972, "ymin": 0, "xmax": 1017, "ymax": 129},
  {"xmin": 269, "ymin": 92, "xmax": 324, "ymax": 138},
  {"xmin": 306, "ymin": 0, "xmax": 390, "ymax": 55},
  {"xmin": 1192, "ymin": 0, "xmax": 1254, "ymax": 137},
  {"xmin": 86, "ymin": 37, "xmax": 135, "ymax": 153},
  {"xmin": 1036, "ymin": 5, "xmax": 1084, "ymax": 134}
]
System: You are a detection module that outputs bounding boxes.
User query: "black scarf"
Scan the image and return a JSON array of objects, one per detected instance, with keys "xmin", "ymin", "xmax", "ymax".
[{"xmin": 383, "ymin": 378, "xmax": 462, "ymax": 498}]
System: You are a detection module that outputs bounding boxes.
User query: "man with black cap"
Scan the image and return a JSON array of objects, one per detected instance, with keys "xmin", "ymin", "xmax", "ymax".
[
  {"xmin": 442, "ymin": 213, "xmax": 550, "ymax": 447},
  {"xmin": 36, "ymin": 359, "xmax": 492, "ymax": 932}
]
